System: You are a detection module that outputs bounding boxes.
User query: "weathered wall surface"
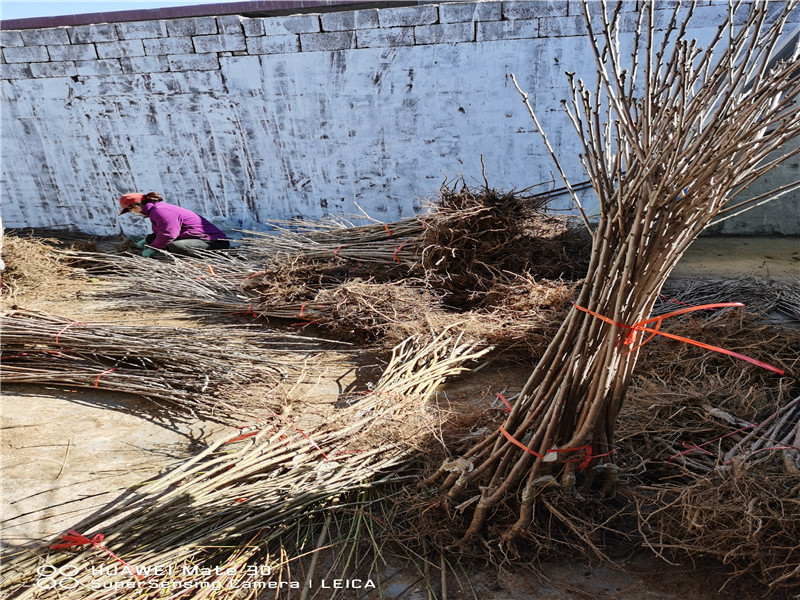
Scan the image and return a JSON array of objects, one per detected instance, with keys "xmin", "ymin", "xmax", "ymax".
[{"xmin": 1, "ymin": 1, "xmax": 798, "ymax": 237}]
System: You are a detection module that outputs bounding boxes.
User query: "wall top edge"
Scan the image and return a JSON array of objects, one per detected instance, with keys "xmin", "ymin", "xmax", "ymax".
[{"xmin": 0, "ymin": 0, "xmax": 421, "ymax": 31}]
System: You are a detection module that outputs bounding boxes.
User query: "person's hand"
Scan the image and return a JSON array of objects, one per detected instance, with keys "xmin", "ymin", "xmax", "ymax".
[
  {"xmin": 136, "ymin": 239, "xmax": 147, "ymax": 248},
  {"xmin": 142, "ymin": 248, "xmax": 157, "ymax": 258}
]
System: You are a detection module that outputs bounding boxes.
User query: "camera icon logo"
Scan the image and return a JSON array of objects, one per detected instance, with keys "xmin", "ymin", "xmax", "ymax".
[{"xmin": 35, "ymin": 564, "xmax": 81, "ymax": 589}]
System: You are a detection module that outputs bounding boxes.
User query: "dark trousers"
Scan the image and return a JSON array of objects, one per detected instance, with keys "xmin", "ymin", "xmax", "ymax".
[{"xmin": 145, "ymin": 234, "xmax": 230, "ymax": 257}]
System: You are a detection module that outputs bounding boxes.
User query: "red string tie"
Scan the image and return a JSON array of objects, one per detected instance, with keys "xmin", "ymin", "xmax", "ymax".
[
  {"xmin": 499, "ymin": 426, "xmax": 609, "ymax": 470},
  {"xmin": 55, "ymin": 322, "xmax": 84, "ymax": 345},
  {"xmin": 384, "ymin": 224, "xmax": 392, "ymax": 236},
  {"xmin": 94, "ymin": 368, "xmax": 117, "ymax": 388},
  {"xmin": 334, "ymin": 245, "xmax": 343, "ymax": 257},
  {"xmin": 393, "ymin": 241, "xmax": 407, "ymax": 264},
  {"xmin": 669, "ymin": 423, "xmax": 756, "ymax": 462},
  {"xmin": 239, "ymin": 271, "xmax": 264, "ymax": 288},
  {"xmin": 225, "ymin": 303, "xmax": 258, "ymax": 318},
  {"xmin": 675, "ymin": 441, "xmax": 714, "ymax": 458},
  {"xmin": 497, "ymin": 393, "xmax": 512, "ymax": 413},
  {"xmin": 658, "ymin": 293, "xmax": 695, "ymax": 308},
  {"xmin": 51, "ymin": 530, "xmax": 144, "ymax": 580},
  {"xmin": 296, "ymin": 428, "xmax": 329, "ymax": 459},
  {"xmin": 573, "ymin": 303, "xmax": 784, "ymax": 375},
  {"xmin": 226, "ymin": 429, "xmax": 262, "ymax": 444},
  {"xmin": 270, "ymin": 412, "xmax": 329, "ymax": 460}
]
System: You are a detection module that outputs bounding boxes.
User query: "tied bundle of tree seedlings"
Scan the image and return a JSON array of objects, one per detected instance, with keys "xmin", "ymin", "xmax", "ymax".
[
  {"xmin": 236, "ymin": 180, "xmax": 592, "ymax": 294},
  {"xmin": 237, "ymin": 213, "xmax": 426, "ymax": 265},
  {"xmin": 417, "ymin": 182, "xmax": 591, "ymax": 304},
  {"xmin": 423, "ymin": 0, "xmax": 800, "ymax": 546},
  {"xmin": 0, "ymin": 310, "xmax": 337, "ymax": 423},
  {"xmin": 652, "ymin": 276, "xmax": 800, "ymax": 320},
  {"xmin": 64, "ymin": 250, "xmax": 267, "ymax": 317},
  {"xmin": 0, "ymin": 333, "xmax": 491, "ymax": 599}
]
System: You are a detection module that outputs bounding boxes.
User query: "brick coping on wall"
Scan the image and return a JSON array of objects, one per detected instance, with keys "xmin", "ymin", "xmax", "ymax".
[{"xmin": 0, "ymin": 0, "xmax": 423, "ymax": 31}]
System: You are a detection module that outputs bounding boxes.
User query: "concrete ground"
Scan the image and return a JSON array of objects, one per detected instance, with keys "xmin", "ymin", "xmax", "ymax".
[
  {"xmin": 671, "ymin": 235, "xmax": 799, "ymax": 280},
  {"xmin": 1, "ymin": 386, "xmax": 217, "ymax": 548}
]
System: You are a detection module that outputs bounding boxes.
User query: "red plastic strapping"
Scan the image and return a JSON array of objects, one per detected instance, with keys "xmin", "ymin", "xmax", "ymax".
[
  {"xmin": 499, "ymin": 426, "xmax": 611, "ymax": 470},
  {"xmin": 51, "ymin": 530, "xmax": 144, "ymax": 580},
  {"xmin": 55, "ymin": 322, "xmax": 84, "ymax": 345},
  {"xmin": 497, "ymin": 393, "xmax": 512, "ymax": 413},
  {"xmin": 93, "ymin": 368, "xmax": 117, "ymax": 388},
  {"xmin": 573, "ymin": 303, "xmax": 784, "ymax": 375},
  {"xmin": 393, "ymin": 241, "xmax": 407, "ymax": 264},
  {"xmin": 668, "ymin": 423, "xmax": 755, "ymax": 462}
]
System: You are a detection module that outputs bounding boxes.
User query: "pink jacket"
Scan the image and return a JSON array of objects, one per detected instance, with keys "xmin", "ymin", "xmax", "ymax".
[{"xmin": 142, "ymin": 202, "xmax": 228, "ymax": 249}]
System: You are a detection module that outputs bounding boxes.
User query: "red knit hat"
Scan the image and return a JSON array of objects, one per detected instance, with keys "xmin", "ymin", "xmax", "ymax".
[{"xmin": 119, "ymin": 193, "xmax": 145, "ymax": 215}]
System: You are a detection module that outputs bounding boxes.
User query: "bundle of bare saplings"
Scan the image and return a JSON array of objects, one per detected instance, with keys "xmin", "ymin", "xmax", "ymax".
[{"xmin": 0, "ymin": 309, "xmax": 337, "ymax": 424}]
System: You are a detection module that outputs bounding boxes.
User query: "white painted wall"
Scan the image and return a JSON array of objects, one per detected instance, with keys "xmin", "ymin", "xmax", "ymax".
[{"xmin": 1, "ymin": 2, "xmax": 798, "ymax": 237}]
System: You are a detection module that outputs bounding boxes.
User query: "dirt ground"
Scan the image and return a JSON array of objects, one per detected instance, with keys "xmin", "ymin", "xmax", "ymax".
[{"xmin": 1, "ymin": 234, "xmax": 798, "ymax": 599}]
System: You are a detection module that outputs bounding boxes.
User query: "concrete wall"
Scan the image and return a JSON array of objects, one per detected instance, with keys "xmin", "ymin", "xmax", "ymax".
[{"xmin": 1, "ymin": 1, "xmax": 798, "ymax": 238}]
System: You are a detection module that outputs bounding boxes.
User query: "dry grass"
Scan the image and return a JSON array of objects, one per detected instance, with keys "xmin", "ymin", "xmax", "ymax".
[{"xmin": 1, "ymin": 235, "xmax": 72, "ymax": 302}]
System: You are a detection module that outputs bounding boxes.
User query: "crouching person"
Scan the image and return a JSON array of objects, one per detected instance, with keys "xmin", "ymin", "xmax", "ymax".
[{"xmin": 119, "ymin": 191, "xmax": 230, "ymax": 258}]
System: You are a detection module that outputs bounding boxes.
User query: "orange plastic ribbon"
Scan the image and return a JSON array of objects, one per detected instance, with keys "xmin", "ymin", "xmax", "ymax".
[
  {"xmin": 192, "ymin": 264, "xmax": 218, "ymax": 281},
  {"xmin": 393, "ymin": 241, "xmax": 407, "ymax": 264},
  {"xmin": 93, "ymin": 368, "xmax": 117, "ymax": 388},
  {"xmin": 55, "ymin": 322, "xmax": 84, "ymax": 345},
  {"xmin": 498, "ymin": 426, "xmax": 609, "ymax": 470},
  {"xmin": 51, "ymin": 530, "xmax": 144, "ymax": 580},
  {"xmin": 573, "ymin": 303, "xmax": 784, "ymax": 375}
]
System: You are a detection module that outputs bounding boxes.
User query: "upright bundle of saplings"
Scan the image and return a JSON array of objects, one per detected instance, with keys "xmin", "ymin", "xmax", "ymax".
[{"xmin": 426, "ymin": 0, "xmax": 800, "ymax": 545}]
